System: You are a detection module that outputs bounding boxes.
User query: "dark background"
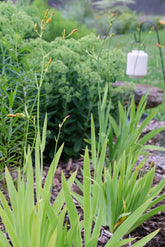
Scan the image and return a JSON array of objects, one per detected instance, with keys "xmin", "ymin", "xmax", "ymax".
[
  {"xmin": 128, "ymin": 0, "xmax": 165, "ymax": 15},
  {"xmin": 49, "ymin": 0, "xmax": 165, "ymax": 15}
]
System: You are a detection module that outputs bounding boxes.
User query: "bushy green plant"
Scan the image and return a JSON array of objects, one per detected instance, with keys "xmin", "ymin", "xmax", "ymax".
[
  {"xmin": 0, "ymin": 31, "xmax": 37, "ymax": 168},
  {"xmin": 72, "ymin": 114, "xmax": 161, "ymax": 245},
  {"xmin": 0, "ymin": 1, "xmax": 128, "ymax": 159},
  {"xmin": 0, "ymin": 81, "xmax": 160, "ymax": 246},
  {"xmin": 0, "ymin": 116, "xmax": 69, "ymax": 246},
  {"xmin": 0, "ymin": 1, "xmax": 38, "ymax": 40},
  {"xmin": 59, "ymin": 0, "xmax": 95, "ymax": 26},
  {"xmin": 102, "ymin": 150, "xmax": 165, "ymax": 233},
  {"xmin": 97, "ymin": 95, "xmax": 165, "ymax": 233},
  {"xmin": 0, "ymin": 1, "xmax": 92, "ymax": 41},
  {"xmin": 22, "ymin": 33, "xmax": 126, "ymax": 158},
  {"xmin": 91, "ymin": 12, "xmax": 114, "ymax": 36},
  {"xmin": 74, "ymin": 94, "xmax": 165, "ymax": 235},
  {"xmin": 107, "ymin": 95, "xmax": 165, "ymax": 167},
  {"xmin": 0, "ymin": 6, "xmax": 54, "ymax": 167},
  {"xmin": 111, "ymin": 11, "xmax": 137, "ymax": 34}
]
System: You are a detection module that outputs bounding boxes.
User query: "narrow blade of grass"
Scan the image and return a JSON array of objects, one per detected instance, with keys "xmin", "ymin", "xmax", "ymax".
[{"xmin": 131, "ymin": 229, "xmax": 159, "ymax": 247}]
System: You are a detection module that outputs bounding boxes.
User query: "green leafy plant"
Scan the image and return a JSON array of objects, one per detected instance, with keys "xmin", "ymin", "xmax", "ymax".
[
  {"xmin": 62, "ymin": 145, "xmax": 105, "ymax": 246},
  {"xmin": 59, "ymin": 0, "xmax": 95, "ymax": 30},
  {"xmin": 0, "ymin": 115, "xmax": 68, "ymax": 246},
  {"xmin": 72, "ymin": 114, "xmax": 160, "ymax": 246},
  {"xmin": 0, "ymin": 1, "xmax": 38, "ymax": 40},
  {"xmin": 102, "ymin": 151, "xmax": 165, "ymax": 233},
  {"xmin": 111, "ymin": 11, "xmax": 137, "ymax": 34},
  {"xmin": 0, "ymin": 1, "xmax": 127, "ymax": 159},
  {"xmin": 107, "ymin": 94, "xmax": 165, "ymax": 167},
  {"xmin": 0, "ymin": 1, "xmax": 92, "ymax": 42},
  {"xmin": 0, "ymin": 33, "xmax": 36, "ymax": 168},
  {"xmin": 22, "ymin": 32, "xmax": 125, "ymax": 158},
  {"xmin": 0, "ymin": 6, "xmax": 55, "ymax": 168},
  {"xmin": 97, "ymin": 94, "xmax": 165, "ymax": 233},
  {"xmin": 0, "ymin": 9, "xmax": 72, "ymax": 244},
  {"xmin": 0, "ymin": 9, "xmax": 79, "ymax": 245},
  {"xmin": 0, "ymin": 113, "xmax": 159, "ymax": 246}
]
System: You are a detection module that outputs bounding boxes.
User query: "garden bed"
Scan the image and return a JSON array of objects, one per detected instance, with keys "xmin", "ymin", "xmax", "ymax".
[{"xmin": 0, "ymin": 120, "xmax": 165, "ymax": 246}]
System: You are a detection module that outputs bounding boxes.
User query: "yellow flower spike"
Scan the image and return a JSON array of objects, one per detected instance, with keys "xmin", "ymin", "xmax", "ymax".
[
  {"xmin": 48, "ymin": 57, "xmax": 52, "ymax": 65},
  {"xmin": 34, "ymin": 23, "xmax": 38, "ymax": 32},
  {"xmin": 45, "ymin": 9, "xmax": 49, "ymax": 17},
  {"xmin": 151, "ymin": 160, "xmax": 155, "ymax": 165},
  {"xmin": 110, "ymin": 13, "xmax": 115, "ymax": 17},
  {"xmin": 7, "ymin": 114, "xmax": 16, "ymax": 117},
  {"xmin": 66, "ymin": 115, "xmax": 70, "ymax": 119}
]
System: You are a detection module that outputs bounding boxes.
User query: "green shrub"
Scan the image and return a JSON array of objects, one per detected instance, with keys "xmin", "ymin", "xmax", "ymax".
[
  {"xmin": 112, "ymin": 11, "xmax": 137, "ymax": 34},
  {"xmin": 58, "ymin": 0, "xmax": 136, "ymax": 36},
  {"xmin": 22, "ymin": 34, "xmax": 125, "ymax": 158},
  {"xmin": 0, "ymin": 1, "xmax": 127, "ymax": 159},
  {"xmin": 61, "ymin": 0, "xmax": 94, "ymax": 24},
  {"xmin": 0, "ymin": 29, "xmax": 37, "ymax": 167},
  {"xmin": 23, "ymin": 4, "xmax": 94, "ymax": 41},
  {"xmin": 0, "ymin": 1, "xmax": 39, "ymax": 40},
  {"xmin": 59, "ymin": 0, "xmax": 96, "ymax": 32},
  {"xmin": 0, "ymin": 1, "xmax": 93, "ymax": 41}
]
